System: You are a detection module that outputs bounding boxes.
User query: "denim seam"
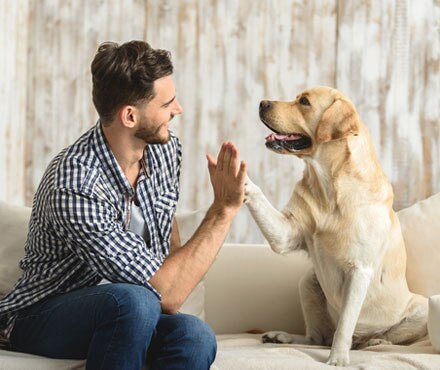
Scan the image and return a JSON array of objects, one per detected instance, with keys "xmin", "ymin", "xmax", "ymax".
[{"xmin": 98, "ymin": 292, "xmax": 121, "ymax": 370}]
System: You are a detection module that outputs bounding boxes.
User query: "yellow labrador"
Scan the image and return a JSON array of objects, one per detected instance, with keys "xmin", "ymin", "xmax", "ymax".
[{"xmin": 244, "ymin": 86, "xmax": 428, "ymax": 366}]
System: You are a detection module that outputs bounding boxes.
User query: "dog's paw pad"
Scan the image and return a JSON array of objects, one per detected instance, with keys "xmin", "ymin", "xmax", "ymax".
[
  {"xmin": 262, "ymin": 331, "xmax": 291, "ymax": 344},
  {"xmin": 262, "ymin": 334, "xmax": 282, "ymax": 344}
]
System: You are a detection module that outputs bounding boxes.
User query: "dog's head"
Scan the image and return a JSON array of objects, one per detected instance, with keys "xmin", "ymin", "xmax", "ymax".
[{"xmin": 259, "ymin": 86, "xmax": 360, "ymax": 157}]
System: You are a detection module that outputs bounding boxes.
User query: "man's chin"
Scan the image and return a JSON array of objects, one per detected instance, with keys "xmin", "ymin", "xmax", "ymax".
[{"xmin": 135, "ymin": 130, "xmax": 170, "ymax": 145}]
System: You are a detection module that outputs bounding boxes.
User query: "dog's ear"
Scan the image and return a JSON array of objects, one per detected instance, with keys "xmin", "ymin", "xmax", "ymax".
[{"xmin": 315, "ymin": 98, "xmax": 360, "ymax": 143}]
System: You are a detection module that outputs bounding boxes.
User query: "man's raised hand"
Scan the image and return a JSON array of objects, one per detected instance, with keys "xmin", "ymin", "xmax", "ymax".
[{"xmin": 206, "ymin": 142, "xmax": 246, "ymax": 216}]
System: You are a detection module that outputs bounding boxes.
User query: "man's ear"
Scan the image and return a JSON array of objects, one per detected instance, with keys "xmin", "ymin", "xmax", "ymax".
[
  {"xmin": 119, "ymin": 106, "xmax": 137, "ymax": 128},
  {"xmin": 315, "ymin": 98, "xmax": 360, "ymax": 143}
]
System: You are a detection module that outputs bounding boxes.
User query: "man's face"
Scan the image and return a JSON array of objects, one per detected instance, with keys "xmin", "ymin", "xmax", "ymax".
[{"xmin": 135, "ymin": 75, "xmax": 183, "ymax": 144}]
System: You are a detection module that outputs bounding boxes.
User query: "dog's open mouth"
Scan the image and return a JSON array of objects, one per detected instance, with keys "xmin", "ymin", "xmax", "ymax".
[{"xmin": 265, "ymin": 132, "xmax": 312, "ymax": 151}]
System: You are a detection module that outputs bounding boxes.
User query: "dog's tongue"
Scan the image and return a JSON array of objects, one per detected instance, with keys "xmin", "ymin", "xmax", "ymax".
[{"xmin": 265, "ymin": 133, "xmax": 302, "ymax": 142}]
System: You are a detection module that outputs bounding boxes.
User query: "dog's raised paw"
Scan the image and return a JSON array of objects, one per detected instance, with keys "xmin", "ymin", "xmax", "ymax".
[{"xmin": 244, "ymin": 176, "xmax": 262, "ymax": 204}]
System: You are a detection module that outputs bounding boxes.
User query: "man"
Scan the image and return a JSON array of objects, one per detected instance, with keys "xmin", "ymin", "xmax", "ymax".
[{"xmin": 0, "ymin": 40, "xmax": 246, "ymax": 369}]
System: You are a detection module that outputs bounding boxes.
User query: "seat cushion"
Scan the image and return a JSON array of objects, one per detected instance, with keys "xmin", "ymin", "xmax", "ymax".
[
  {"xmin": 0, "ymin": 202, "xmax": 31, "ymax": 297},
  {"xmin": 0, "ymin": 349, "xmax": 85, "ymax": 370},
  {"xmin": 212, "ymin": 334, "xmax": 440, "ymax": 369}
]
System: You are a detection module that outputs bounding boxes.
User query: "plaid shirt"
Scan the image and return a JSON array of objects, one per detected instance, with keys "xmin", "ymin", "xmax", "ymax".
[{"xmin": 0, "ymin": 121, "xmax": 181, "ymax": 336}]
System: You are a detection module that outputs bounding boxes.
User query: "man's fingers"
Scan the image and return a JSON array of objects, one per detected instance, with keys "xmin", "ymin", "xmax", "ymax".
[
  {"xmin": 230, "ymin": 145, "xmax": 239, "ymax": 176},
  {"xmin": 223, "ymin": 143, "xmax": 232, "ymax": 173},
  {"xmin": 217, "ymin": 142, "xmax": 227, "ymax": 171},
  {"xmin": 206, "ymin": 154, "xmax": 216, "ymax": 179},
  {"xmin": 237, "ymin": 160, "xmax": 247, "ymax": 185},
  {"xmin": 207, "ymin": 153, "xmax": 217, "ymax": 166}
]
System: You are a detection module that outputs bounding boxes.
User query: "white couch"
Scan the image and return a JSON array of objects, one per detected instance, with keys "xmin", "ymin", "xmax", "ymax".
[{"xmin": 1, "ymin": 194, "xmax": 440, "ymax": 369}]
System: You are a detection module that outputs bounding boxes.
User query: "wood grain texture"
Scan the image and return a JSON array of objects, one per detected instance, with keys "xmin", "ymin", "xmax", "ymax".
[
  {"xmin": 0, "ymin": 0, "xmax": 438, "ymax": 243},
  {"xmin": 0, "ymin": 0, "xmax": 29, "ymax": 205},
  {"xmin": 336, "ymin": 0, "xmax": 440, "ymax": 210}
]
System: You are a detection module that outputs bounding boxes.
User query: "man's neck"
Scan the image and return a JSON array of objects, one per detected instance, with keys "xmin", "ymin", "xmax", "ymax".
[{"xmin": 101, "ymin": 122, "xmax": 145, "ymax": 187}]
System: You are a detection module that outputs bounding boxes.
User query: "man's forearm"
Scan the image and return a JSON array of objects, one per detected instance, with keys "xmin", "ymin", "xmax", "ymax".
[
  {"xmin": 148, "ymin": 203, "xmax": 234, "ymax": 314},
  {"xmin": 169, "ymin": 217, "xmax": 182, "ymax": 253}
]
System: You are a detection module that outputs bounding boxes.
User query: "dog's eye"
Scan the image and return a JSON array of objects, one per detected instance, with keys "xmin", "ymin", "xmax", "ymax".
[{"xmin": 299, "ymin": 97, "xmax": 310, "ymax": 106}]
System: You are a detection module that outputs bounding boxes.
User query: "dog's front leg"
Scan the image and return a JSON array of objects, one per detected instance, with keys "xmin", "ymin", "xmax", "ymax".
[
  {"xmin": 245, "ymin": 176, "xmax": 303, "ymax": 254},
  {"xmin": 327, "ymin": 267, "xmax": 373, "ymax": 366}
]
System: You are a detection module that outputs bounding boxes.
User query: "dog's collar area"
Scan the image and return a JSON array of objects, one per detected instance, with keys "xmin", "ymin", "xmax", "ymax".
[{"xmin": 265, "ymin": 133, "xmax": 312, "ymax": 151}]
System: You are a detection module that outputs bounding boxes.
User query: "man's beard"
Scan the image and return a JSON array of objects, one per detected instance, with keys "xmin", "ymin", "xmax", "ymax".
[{"xmin": 134, "ymin": 118, "xmax": 171, "ymax": 144}]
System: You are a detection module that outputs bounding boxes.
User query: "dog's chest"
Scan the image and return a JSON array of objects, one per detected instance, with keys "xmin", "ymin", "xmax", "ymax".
[
  {"xmin": 307, "ymin": 237, "xmax": 346, "ymax": 305},
  {"xmin": 304, "ymin": 213, "xmax": 359, "ymax": 306}
]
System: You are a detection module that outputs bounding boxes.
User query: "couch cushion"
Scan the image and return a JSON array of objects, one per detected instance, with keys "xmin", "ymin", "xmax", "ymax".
[
  {"xmin": 175, "ymin": 208, "xmax": 209, "ymax": 320},
  {"xmin": 212, "ymin": 333, "xmax": 440, "ymax": 369},
  {"xmin": 0, "ymin": 349, "xmax": 85, "ymax": 370},
  {"xmin": 0, "ymin": 202, "xmax": 31, "ymax": 297},
  {"xmin": 205, "ymin": 244, "xmax": 312, "ymax": 335},
  {"xmin": 0, "ymin": 202, "xmax": 205, "ymax": 319},
  {"xmin": 398, "ymin": 192, "xmax": 440, "ymax": 298}
]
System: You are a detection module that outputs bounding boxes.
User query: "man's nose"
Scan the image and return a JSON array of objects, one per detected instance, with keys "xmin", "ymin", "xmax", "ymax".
[
  {"xmin": 259, "ymin": 100, "xmax": 272, "ymax": 114},
  {"xmin": 173, "ymin": 99, "xmax": 183, "ymax": 116}
]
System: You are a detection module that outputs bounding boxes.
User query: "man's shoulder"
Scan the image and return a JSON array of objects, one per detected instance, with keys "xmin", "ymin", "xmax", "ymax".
[{"xmin": 51, "ymin": 127, "xmax": 103, "ymax": 193}]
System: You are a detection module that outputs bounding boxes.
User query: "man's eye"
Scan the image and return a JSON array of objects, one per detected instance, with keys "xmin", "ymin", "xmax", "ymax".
[{"xmin": 299, "ymin": 97, "xmax": 310, "ymax": 106}]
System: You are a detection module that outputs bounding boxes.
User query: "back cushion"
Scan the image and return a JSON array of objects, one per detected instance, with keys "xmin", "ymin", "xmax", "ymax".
[
  {"xmin": 0, "ymin": 202, "xmax": 30, "ymax": 297},
  {"xmin": 0, "ymin": 202, "xmax": 206, "ymax": 320},
  {"xmin": 204, "ymin": 243, "xmax": 311, "ymax": 334},
  {"xmin": 0, "ymin": 193, "xmax": 439, "ymax": 318},
  {"xmin": 398, "ymin": 192, "xmax": 440, "ymax": 298},
  {"xmin": 175, "ymin": 208, "xmax": 208, "ymax": 320}
]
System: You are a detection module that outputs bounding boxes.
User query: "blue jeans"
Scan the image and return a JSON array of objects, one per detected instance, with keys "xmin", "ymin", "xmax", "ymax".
[{"xmin": 9, "ymin": 283, "xmax": 216, "ymax": 370}]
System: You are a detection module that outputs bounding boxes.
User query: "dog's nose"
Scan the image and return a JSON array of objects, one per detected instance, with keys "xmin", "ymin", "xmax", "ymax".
[{"xmin": 259, "ymin": 100, "xmax": 272, "ymax": 113}]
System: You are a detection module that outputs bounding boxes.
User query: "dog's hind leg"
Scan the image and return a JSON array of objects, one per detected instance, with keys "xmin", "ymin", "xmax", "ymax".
[
  {"xmin": 262, "ymin": 269, "xmax": 335, "ymax": 346},
  {"xmin": 380, "ymin": 293, "xmax": 428, "ymax": 345},
  {"xmin": 299, "ymin": 269, "xmax": 335, "ymax": 346}
]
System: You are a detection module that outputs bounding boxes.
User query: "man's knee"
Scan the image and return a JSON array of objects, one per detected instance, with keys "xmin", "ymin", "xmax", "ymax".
[
  {"xmin": 174, "ymin": 314, "xmax": 217, "ymax": 358},
  {"xmin": 96, "ymin": 283, "xmax": 161, "ymax": 330}
]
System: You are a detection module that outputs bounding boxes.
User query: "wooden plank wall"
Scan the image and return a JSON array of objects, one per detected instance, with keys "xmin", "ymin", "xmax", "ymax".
[
  {"xmin": 0, "ymin": 0, "xmax": 439, "ymax": 243},
  {"xmin": 0, "ymin": 0, "xmax": 29, "ymax": 206}
]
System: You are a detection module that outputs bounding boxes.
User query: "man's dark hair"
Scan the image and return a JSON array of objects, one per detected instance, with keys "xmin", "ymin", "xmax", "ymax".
[{"xmin": 91, "ymin": 40, "xmax": 173, "ymax": 124}]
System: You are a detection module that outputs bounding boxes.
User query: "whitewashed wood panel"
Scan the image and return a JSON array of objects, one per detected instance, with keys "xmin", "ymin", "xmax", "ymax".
[
  {"xmin": 0, "ymin": 0, "xmax": 438, "ymax": 243},
  {"xmin": 24, "ymin": 0, "xmax": 147, "ymax": 202},
  {"xmin": 336, "ymin": 0, "xmax": 440, "ymax": 210},
  {"xmin": 0, "ymin": 0, "xmax": 29, "ymax": 205},
  {"xmin": 164, "ymin": 0, "xmax": 338, "ymax": 243}
]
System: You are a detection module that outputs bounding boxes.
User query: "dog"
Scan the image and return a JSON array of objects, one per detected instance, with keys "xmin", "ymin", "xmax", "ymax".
[{"xmin": 244, "ymin": 86, "xmax": 428, "ymax": 366}]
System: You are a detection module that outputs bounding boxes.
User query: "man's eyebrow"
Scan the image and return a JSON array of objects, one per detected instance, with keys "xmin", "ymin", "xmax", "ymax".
[{"xmin": 161, "ymin": 96, "xmax": 176, "ymax": 107}]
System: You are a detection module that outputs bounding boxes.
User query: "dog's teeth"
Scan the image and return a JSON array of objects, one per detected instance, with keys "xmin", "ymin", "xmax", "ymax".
[{"xmin": 265, "ymin": 133, "xmax": 276, "ymax": 142}]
